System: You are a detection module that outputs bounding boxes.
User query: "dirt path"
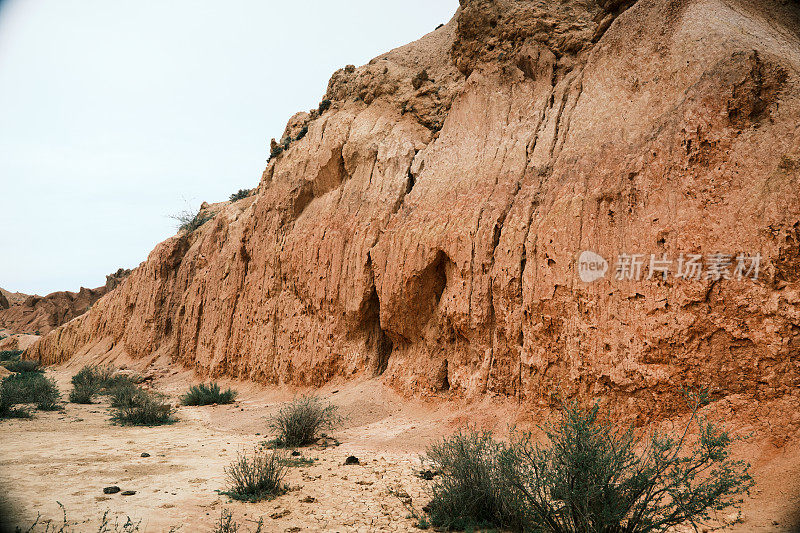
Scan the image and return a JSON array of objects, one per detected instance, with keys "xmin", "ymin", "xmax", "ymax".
[
  {"xmin": 0, "ymin": 368, "xmax": 457, "ymax": 532},
  {"xmin": 1, "ymin": 366, "xmax": 798, "ymax": 532}
]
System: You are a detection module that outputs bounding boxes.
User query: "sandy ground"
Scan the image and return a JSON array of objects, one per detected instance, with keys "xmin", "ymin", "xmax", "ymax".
[{"xmin": 1, "ymin": 362, "xmax": 799, "ymax": 532}]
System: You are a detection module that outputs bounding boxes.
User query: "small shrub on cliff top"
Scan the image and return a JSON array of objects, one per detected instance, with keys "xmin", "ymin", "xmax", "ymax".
[
  {"xmin": 267, "ymin": 395, "xmax": 341, "ymax": 448},
  {"xmin": 229, "ymin": 189, "xmax": 252, "ymax": 202},
  {"xmin": 221, "ymin": 447, "xmax": 288, "ymax": 502},
  {"xmin": 422, "ymin": 397, "xmax": 753, "ymax": 533},
  {"xmin": 181, "ymin": 382, "xmax": 237, "ymax": 406},
  {"xmin": 171, "ymin": 208, "xmax": 215, "ymax": 233}
]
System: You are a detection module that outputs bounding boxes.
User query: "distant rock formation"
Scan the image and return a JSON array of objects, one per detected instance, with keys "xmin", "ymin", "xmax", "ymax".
[
  {"xmin": 0, "ymin": 269, "xmax": 130, "ymax": 335},
  {"xmin": 27, "ymin": 0, "xmax": 800, "ymax": 419},
  {"xmin": 0, "ymin": 288, "xmax": 29, "ymax": 308}
]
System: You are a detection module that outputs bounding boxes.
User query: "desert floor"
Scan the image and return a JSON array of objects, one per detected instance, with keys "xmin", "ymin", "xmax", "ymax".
[{"xmin": 1, "ymin": 360, "xmax": 799, "ymax": 532}]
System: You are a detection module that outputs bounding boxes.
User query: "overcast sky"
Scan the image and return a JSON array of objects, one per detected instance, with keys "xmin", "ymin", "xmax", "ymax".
[{"xmin": 0, "ymin": 0, "xmax": 458, "ymax": 296}]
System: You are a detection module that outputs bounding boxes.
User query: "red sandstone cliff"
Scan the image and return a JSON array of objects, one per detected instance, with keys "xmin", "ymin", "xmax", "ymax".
[{"xmin": 27, "ymin": 0, "xmax": 800, "ymax": 417}]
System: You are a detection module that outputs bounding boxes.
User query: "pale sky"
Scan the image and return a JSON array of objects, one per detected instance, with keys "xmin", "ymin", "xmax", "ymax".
[{"xmin": 0, "ymin": 0, "xmax": 458, "ymax": 296}]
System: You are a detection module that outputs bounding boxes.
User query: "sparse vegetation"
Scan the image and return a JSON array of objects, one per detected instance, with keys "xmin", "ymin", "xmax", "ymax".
[
  {"xmin": 3, "ymin": 359, "xmax": 42, "ymax": 373},
  {"xmin": 267, "ymin": 395, "xmax": 341, "ymax": 448},
  {"xmin": 318, "ymin": 99, "xmax": 331, "ymax": 114},
  {"xmin": 181, "ymin": 382, "xmax": 237, "ymax": 406},
  {"xmin": 221, "ymin": 447, "xmax": 288, "ymax": 502},
  {"xmin": 281, "ymin": 456, "xmax": 316, "ymax": 468},
  {"xmin": 110, "ymin": 388, "xmax": 175, "ymax": 426},
  {"xmin": 0, "ymin": 372, "xmax": 61, "ymax": 416},
  {"xmin": 171, "ymin": 208, "xmax": 215, "ymax": 233},
  {"xmin": 19, "ymin": 502, "xmax": 143, "ymax": 532},
  {"xmin": 422, "ymin": 397, "xmax": 754, "ymax": 532},
  {"xmin": 268, "ymin": 141, "xmax": 284, "ymax": 161},
  {"xmin": 229, "ymin": 189, "xmax": 252, "ymax": 202},
  {"xmin": 214, "ymin": 508, "xmax": 264, "ymax": 533}
]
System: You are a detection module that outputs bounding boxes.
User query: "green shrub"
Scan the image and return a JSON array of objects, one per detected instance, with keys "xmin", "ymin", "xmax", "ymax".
[
  {"xmin": 3, "ymin": 359, "xmax": 42, "ymax": 373},
  {"xmin": 221, "ymin": 448, "xmax": 287, "ymax": 502},
  {"xmin": 111, "ymin": 388, "xmax": 175, "ymax": 426},
  {"xmin": 424, "ymin": 429, "xmax": 522, "ymax": 531},
  {"xmin": 33, "ymin": 377, "xmax": 61, "ymax": 411},
  {"xmin": 69, "ymin": 364, "xmax": 116, "ymax": 403},
  {"xmin": 422, "ymin": 398, "xmax": 753, "ymax": 532},
  {"xmin": 171, "ymin": 208, "xmax": 215, "ymax": 233},
  {"xmin": 0, "ymin": 404, "xmax": 31, "ymax": 419},
  {"xmin": 69, "ymin": 383, "xmax": 97, "ymax": 404},
  {"xmin": 229, "ymin": 189, "xmax": 252, "ymax": 202},
  {"xmin": 109, "ymin": 379, "xmax": 145, "ymax": 409},
  {"xmin": 509, "ymin": 401, "xmax": 753, "ymax": 532},
  {"xmin": 318, "ymin": 99, "xmax": 331, "ymax": 114},
  {"xmin": 71, "ymin": 364, "xmax": 116, "ymax": 389},
  {"xmin": 268, "ymin": 395, "xmax": 341, "ymax": 447},
  {"xmin": 0, "ymin": 349, "xmax": 22, "ymax": 361},
  {"xmin": 181, "ymin": 382, "xmax": 237, "ymax": 406},
  {"xmin": 0, "ymin": 372, "xmax": 61, "ymax": 411}
]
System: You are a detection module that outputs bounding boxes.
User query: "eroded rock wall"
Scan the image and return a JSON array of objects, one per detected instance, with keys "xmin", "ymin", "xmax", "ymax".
[
  {"xmin": 0, "ymin": 269, "xmax": 130, "ymax": 336},
  {"xmin": 28, "ymin": 0, "xmax": 800, "ymax": 417}
]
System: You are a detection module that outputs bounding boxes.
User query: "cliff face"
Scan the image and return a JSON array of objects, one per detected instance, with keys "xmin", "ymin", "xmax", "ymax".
[
  {"xmin": 28, "ymin": 0, "xmax": 800, "ymax": 416},
  {"xmin": 1, "ymin": 269, "xmax": 130, "ymax": 335}
]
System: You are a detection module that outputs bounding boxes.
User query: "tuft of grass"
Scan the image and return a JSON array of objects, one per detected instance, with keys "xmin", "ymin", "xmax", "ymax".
[
  {"xmin": 221, "ymin": 447, "xmax": 288, "ymax": 502},
  {"xmin": 214, "ymin": 508, "xmax": 264, "ymax": 533},
  {"xmin": 267, "ymin": 395, "xmax": 341, "ymax": 448},
  {"xmin": 181, "ymin": 382, "xmax": 237, "ymax": 406},
  {"xmin": 229, "ymin": 189, "xmax": 252, "ymax": 202},
  {"xmin": 3, "ymin": 359, "xmax": 42, "ymax": 373},
  {"xmin": 19, "ymin": 502, "xmax": 144, "ymax": 532},
  {"xmin": 281, "ymin": 456, "xmax": 316, "ymax": 468},
  {"xmin": 111, "ymin": 388, "xmax": 175, "ymax": 426},
  {"xmin": 0, "ymin": 349, "xmax": 22, "ymax": 361},
  {"xmin": 171, "ymin": 208, "xmax": 215, "ymax": 233},
  {"xmin": 0, "ymin": 372, "xmax": 61, "ymax": 415}
]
